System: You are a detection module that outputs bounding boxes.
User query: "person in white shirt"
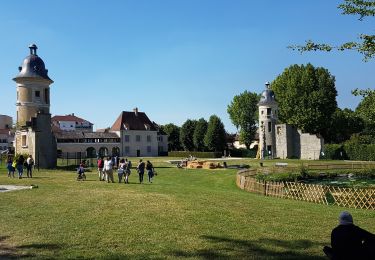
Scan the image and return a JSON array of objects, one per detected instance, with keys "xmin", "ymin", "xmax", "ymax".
[{"xmin": 103, "ymin": 156, "xmax": 114, "ymax": 183}]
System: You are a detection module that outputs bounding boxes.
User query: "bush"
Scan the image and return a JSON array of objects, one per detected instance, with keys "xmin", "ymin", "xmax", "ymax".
[
  {"xmin": 168, "ymin": 151, "xmax": 222, "ymax": 158},
  {"xmin": 344, "ymin": 143, "xmax": 375, "ymax": 161},
  {"xmin": 322, "ymin": 144, "xmax": 347, "ymax": 160},
  {"xmin": 229, "ymin": 148, "xmax": 257, "ymax": 158}
]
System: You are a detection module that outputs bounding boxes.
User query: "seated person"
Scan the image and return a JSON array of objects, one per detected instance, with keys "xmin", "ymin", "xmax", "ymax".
[{"xmin": 323, "ymin": 211, "xmax": 375, "ymax": 259}]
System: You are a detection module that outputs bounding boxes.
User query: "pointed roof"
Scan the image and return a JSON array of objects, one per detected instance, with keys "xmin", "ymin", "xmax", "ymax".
[{"xmin": 110, "ymin": 110, "xmax": 157, "ymax": 131}]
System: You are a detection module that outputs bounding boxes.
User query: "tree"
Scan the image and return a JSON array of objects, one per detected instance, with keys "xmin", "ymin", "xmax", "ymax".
[
  {"xmin": 271, "ymin": 63, "xmax": 337, "ymax": 137},
  {"xmin": 353, "ymin": 88, "xmax": 375, "ymax": 134},
  {"xmin": 180, "ymin": 119, "xmax": 197, "ymax": 151},
  {"xmin": 227, "ymin": 91, "xmax": 259, "ymax": 149},
  {"xmin": 289, "ymin": 0, "xmax": 375, "ymax": 61},
  {"xmin": 325, "ymin": 108, "xmax": 365, "ymax": 143},
  {"xmin": 193, "ymin": 118, "xmax": 208, "ymax": 151},
  {"xmin": 204, "ymin": 115, "xmax": 226, "ymax": 152},
  {"xmin": 161, "ymin": 123, "xmax": 181, "ymax": 151}
]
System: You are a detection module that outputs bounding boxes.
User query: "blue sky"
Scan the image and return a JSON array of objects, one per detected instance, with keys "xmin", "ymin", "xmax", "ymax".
[{"xmin": 0, "ymin": 0, "xmax": 373, "ymax": 133}]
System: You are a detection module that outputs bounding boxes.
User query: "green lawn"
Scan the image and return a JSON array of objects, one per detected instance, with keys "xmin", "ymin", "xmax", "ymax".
[{"xmin": 0, "ymin": 158, "xmax": 374, "ymax": 259}]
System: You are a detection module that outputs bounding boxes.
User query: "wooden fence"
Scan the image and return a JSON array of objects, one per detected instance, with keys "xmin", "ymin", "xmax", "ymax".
[{"xmin": 237, "ymin": 170, "xmax": 374, "ymax": 210}]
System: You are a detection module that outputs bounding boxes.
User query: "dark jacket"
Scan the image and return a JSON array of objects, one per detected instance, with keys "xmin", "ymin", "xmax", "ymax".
[{"xmin": 331, "ymin": 224, "xmax": 375, "ymax": 260}]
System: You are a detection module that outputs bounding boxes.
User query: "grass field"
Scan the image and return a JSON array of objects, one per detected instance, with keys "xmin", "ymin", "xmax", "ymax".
[{"xmin": 0, "ymin": 158, "xmax": 374, "ymax": 259}]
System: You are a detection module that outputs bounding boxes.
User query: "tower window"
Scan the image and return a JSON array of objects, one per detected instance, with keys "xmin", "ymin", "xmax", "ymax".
[
  {"xmin": 35, "ymin": 91, "xmax": 40, "ymax": 98},
  {"xmin": 44, "ymin": 88, "xmax": 49, "ymax": 104},
  {"xmin": 268, "ymin": 122, "xmax": 272, "ymax": 132},
  {"xmin": 267, "ymin": 108, "xmax": 271, "ymax": 118},
  {"xmin": 21, "ymin": 135, "xmax": 27, "ymax": 147}
]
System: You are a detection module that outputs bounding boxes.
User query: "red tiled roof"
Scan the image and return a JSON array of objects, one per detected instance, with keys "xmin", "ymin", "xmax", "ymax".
[
  {"xmin": 52, "ymin": 115, "xmax": 92, "ymax": 125},
  {"xmin": 110, "ymin": 111, "xmax": 157, "ymax": 131}
]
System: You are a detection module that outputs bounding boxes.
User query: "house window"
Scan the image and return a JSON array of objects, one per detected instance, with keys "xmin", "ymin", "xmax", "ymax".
[
  {"xmin": 147, "ymin": 146, "xmax": 151, "ymax": 153},
  {"xmin": 147, "ymin": 135, "xmax": 151, "ymax": 142},
  {"xmin": 124, "ymin": 135, "xmax": 130, "ymax": 142},
  {"xmin": 136, "ymin": 135, "xmax": 141, "ymax": 142},
  {"xmin": 261, "ymin": 110, "xmax": 264, "ymax": 115},
  {"xmin": 268, "ymin": 122, "xmax": 272, "ymax": 132},
  {"xmin": 125, "ymin": 146, "xmax": 130, "ymax": 154},
  {"xmin": 21, "ymin": 135, "xmax": 27, "ymax": 147},
  {"xmin": 35, "ymin": 91, "xmax": 40, "ymax": 98}
]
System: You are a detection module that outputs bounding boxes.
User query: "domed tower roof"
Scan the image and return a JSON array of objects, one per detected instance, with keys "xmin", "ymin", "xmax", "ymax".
[
  {"xmin": 258, "ymin": 82, "xmax": 277, "ymax": 106},
  {"xmin": 13, "ymin": 44, "xmax": 53, "ymax": 82}
]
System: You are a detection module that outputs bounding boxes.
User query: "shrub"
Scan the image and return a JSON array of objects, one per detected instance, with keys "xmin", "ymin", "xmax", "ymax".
[
  {"xmin": 322, "ymin": 144, "xmax": 347, "ymax": 160},
  {"xmin": 229, "ymin": 148, "xmax": 257, "ymax": 158}
]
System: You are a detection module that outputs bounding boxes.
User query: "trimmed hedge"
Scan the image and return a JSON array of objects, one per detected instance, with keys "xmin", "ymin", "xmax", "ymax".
[
  {"xmin": 168, "ymin": 151, "xmax": 222, "ymax": 158},
  {"xmin": 344, "ymin": 143, "xmax": 375, "ymax": 161},
  {"xmin": 229, "ymin": 148, "xmax": 257, "ymax": 158}
]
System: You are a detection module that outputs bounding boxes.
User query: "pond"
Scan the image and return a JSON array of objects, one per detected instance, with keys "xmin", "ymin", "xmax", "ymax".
[{"xmin": 302, "ymin": 175, "xmax": 375, "ymax": 188}]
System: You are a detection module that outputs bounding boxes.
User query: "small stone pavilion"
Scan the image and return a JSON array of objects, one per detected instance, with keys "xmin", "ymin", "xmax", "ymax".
[{"xmin": 257, "ymin": 82, "xmax": 324, "ymax": 160}]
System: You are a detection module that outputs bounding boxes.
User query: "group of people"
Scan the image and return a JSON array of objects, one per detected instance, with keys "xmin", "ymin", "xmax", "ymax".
[
  {"xmin": 95, "ymin": 157, "xmax": 155, "ymax": 184},
  {"xmin": 6, "ymin": 154, "xmax": 34, "ymax": 179}
]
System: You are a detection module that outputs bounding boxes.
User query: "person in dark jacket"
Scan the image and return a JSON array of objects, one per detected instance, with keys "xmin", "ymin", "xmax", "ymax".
[
  {"xmin": 323, "ymin": 211, "xmax": 375, "ymax": 259},
  {"xmin": 16, "ymin": 155, "xmax": 25, "ymax": 179},
  {"xmin": 136, "ymin": 159, "xmax": 145, "ymax": 184},
  {"xmin": 146, "ymin": 160, "xmax": 155, "ymax": 183}
]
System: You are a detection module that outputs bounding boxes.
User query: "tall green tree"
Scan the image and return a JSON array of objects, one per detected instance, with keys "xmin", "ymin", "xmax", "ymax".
[
  {"xmin": 193, "ymin": 118, "xmax": 208, "ymax": 151},
  {"xmin": 227, "ymin": 91, "xmax": 259, "ymax": 149},
  {"xmin": 180, "ymin": 119, "xmax": 197, "ymax": 151},
  {"xmin": 271, "ymin": 63, "xmax": 338, "ymax": 137},
  {"xmin": 325, "ymin": 108, "xmax": 365, "ymax": 143},
  {"xmin": 161, "ymin": 123, "xmax": 181, "ymax": 151},
  {"xmin": 289, "ymin": 0, "xmax": 375, "ymax": 61},
  {"xmin": 353, "ymin": 88, "xmax": 375, "ymax": 134},
  {"xmin": 204, "ymin": 115, "xmax": 226, "ymax": 152}
]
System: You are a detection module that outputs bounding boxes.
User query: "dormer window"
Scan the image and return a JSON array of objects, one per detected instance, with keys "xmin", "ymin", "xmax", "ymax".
[
  {"xmin": 123, "ymin": 123, "xmax": 129, "ymax": 130},
  {"xmin": 144, "ymin": 124, "xmax": 150, "ymax": 130}
]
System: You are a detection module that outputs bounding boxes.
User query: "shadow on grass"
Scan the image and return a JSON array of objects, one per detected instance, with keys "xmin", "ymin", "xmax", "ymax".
[
  {"xmin": 0, "ymin": 236, "xmax": 63, "ymax": 259},
  {"xmin": 170, "ymin": 235, "xmax": 326, "ymax": 259}
]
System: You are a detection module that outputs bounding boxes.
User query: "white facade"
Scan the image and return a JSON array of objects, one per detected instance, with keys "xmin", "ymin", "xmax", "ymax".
[{"xmin": 119, "ymin": 130, "xmax": 159, "ymax": 157}]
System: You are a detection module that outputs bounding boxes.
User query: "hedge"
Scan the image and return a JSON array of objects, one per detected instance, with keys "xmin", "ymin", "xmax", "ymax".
[
  {"xmin": 344, "ymin": 143, "xmax": 375, "ymax": 161},
  {"xmin": 229, "ymin": 148, "xmax": 257, "ymax": 158},
  {"xmin": 168, "ymin": 151, "xmax": 222, "ymax": 158},
  {"xmin": 323, "ymin": 143, "xmax": 375, "ymax": 161}
]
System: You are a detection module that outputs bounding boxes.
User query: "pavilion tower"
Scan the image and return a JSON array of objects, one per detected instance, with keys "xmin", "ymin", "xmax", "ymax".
[
  {"xmin": 258, "ymin": 82, "xmax": 278, "ymax": 159},
  {"xmin": 13, "ymin": 44, "xmax": 56, "ymax": 168}
]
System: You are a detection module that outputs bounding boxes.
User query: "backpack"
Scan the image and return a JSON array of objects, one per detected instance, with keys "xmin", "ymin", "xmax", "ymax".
[{"xmin": 98, "ymin": 159, "xmax": 104, "ymax": 168}]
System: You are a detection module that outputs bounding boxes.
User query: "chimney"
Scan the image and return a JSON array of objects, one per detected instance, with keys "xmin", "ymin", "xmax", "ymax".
[{"xmin": 133, "ymin": 107, "xmax": 138, "ymax": 116}]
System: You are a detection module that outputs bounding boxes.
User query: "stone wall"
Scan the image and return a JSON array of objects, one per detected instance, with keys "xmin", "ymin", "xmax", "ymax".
[{"xmin": 275, "ymin": 123, "xmax": 323, "ymax": 160}]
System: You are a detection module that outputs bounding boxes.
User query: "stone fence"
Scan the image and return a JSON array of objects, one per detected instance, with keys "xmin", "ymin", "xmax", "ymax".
[{"xmin": 236, "ymin": 170, "xmax": 374, "ymax": 210}]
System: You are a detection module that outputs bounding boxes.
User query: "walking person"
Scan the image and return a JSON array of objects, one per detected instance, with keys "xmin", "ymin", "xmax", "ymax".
[
  {"xmin": 118, "ymin": 159, "xmax": 126, "ymax": 183},
  {"xmin": 146, "ymin": 160, "xmax": 155, "ymax": 183},
  {"xmin": 97, "ymin": 157, "xmax": 104, "ymax": 181},
  {"xmin": 26, "ymin": 155, "xmax": 34, "ymax": 178},
  {"xmin": 16, "ymin": 155, "xmax": 25, "ymax": 179},
  {"xmin": 124, "ymin": 158, "xmax": 131, "ymax": 184},
  {"xmin": 104, "ymin": 156, "xmax": 114, "ymax": 183},
  {"xmin": 6, "ymin": 156, "xmax": 15, "ymax": 178},
  {"xmin": 136, "ymin": 159, "xmax": 145, "ymax": 184}
]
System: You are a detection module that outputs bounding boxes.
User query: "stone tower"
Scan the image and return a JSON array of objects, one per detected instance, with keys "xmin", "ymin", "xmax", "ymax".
[
  {"xmin": 13, "ymin": 44, "xmax": 57, "ymax": 168},
  {"xmin": 258, "ymin": 82, "xmax": 278, "ymax": 159}
]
